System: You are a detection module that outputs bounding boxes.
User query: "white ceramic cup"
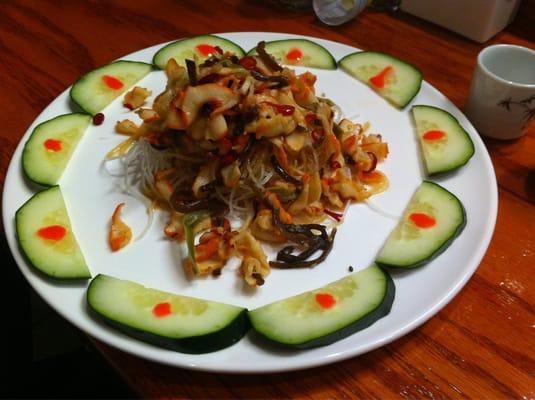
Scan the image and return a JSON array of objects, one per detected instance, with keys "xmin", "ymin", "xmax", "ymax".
[{"xmin": 465, "ymin": 44, "xmax": 535, "ymax": 140}]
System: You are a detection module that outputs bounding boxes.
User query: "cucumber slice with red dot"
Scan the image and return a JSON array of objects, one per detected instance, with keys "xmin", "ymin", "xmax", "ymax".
[
  {"xmin": 412, "ymin": 105, "xmax": 475, "ymax": 176},
  {"xmin": 15, "ymin": 186, "xmax": 90, "ymax": 280},
  {"xmin": 248, "ymin": 264, "xmax": 394, "ymax": 349},
  {"xmin": 22, "ymin": 113, "xmax": 91, "ymax": 186},
  {"xmin": 153, "ymin": 35, "xmax": 245, "ymax": 69},
  {"xmin": 339, "ymin": 51, "xmax": 422, "ymax": 108},
  {"xmin": 87, "ymin": 274, "xmax": 249, "ymax": 353},
  {"xmin": 70, "ymin": 61, "xmax": 153, "ymax": 115},
  {"xmin": 376, "ymin": 181, "xmax": 466, "ymax": 269},
  {"xmin": 247, "ymin": 39, "xmax": 337, "ymax": 70}
]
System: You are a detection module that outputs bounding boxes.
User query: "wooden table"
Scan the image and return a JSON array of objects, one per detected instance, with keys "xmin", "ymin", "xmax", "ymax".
[{"xmin": 2, "ymin": 1, "xmax": 534, "ymax": 398}]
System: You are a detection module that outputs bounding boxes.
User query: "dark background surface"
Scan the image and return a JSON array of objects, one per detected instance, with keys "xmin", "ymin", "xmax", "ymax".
[{"xmin": 1, "ymin": 234, "xmax": 133, "ymax": 398}]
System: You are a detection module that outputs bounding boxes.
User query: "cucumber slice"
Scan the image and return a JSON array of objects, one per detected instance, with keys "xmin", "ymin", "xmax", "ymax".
[
  {"xmin": 15, "ymin": 186, "xmax": 90, "ymax": 279},
  {"xmin": 153, "ymin": 35, "xmax": 245, "ymax": 69},
  {"xmin": 339, "ymin": 51, "xmax": 422, "ymax": 108},
  {"xmin": 247, "ymin": 39, "xmax": 336, "ymax": 70},
  {"xmin": 248, "ymin": 265, "xmax": 394, "ymax": 349},
  {"xmin": 376, "ymin": 181, "xmax": 466, "ymax": 269},
  {"xmin": 70, "ymin": 61, "xmax": 153, "ymax": 115},
  {"xmin": 22, "ymin": 113, "xmax": 91, "ymax": 186},
  {"xmin": 412, "ymin": 105, "xmax": 475, "ymax": 176},
  {"xmin": 87, "ymin": 275, "xmax": 249, "ymax": 353}
]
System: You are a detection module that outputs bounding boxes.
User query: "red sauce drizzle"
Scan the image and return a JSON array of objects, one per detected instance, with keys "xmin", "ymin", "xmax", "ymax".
[
  {"xmin": 102, "ymin": 75, "xmax": 124, "ymax": 90},
  {"xmin": 369, "ymin": 66, "xmax": 394, "ymax": 89},
  {"xmin": 264, "ymin": 102, "xmax": 295, "ymax": 116},
  {"xmin": 196, "ymin": 44, "xmax": 217, "ymax": 57},
  {"xmin": 423, "ymin": 130, "xmax": 447, "ymax": 141},
  {"xmin": 152, "ymin": 302, "xmax": 172, "ymax": 317},
  {"xmin": 44, "ymin": 139, "xmax": 62, "ymax": 152},
  {"xmin": 409, "ymin": 212, "xmax": 436, "ymax": 228},
  {"xmin": 37, "ymin": 225, "xmax": 67, "ymax": 241},
  {"xmin": 315, "ymin": 293, "xmax": 336, "ymax": 309},
  {"xmin": 286, "ymin": 48, "xmax": 303, "ymax": 62}
]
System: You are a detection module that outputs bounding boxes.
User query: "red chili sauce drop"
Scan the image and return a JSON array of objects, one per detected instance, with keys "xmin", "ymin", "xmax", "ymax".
[
  {"xmin": 44, "ymin": 139, "xmax": 62, "ymax": 152},
  {"xmin": 409, "ymin": 212, "xmax": 436, "ymax": 228},
  {"xmin": 152, "ymin": 302, "xmax": 172, "ymax": 317},
  {"xmin": 265, "ymin": 102, "xmax": 295, "ymax": 116},
  {"xmin": 102, "ymin": 75, "xmax": 124, "ymax": 90},
  {"xmin": 369, "ymin": 66, "xmax": 394, "ymax": 89},
  {"xmin": 286, "ymin": 48, "xmax": 303, "ymax": 62},
  {"xmin": 315, "ymin": 293, "xmax": 336, "ymax": 309},
  {"xmin": 196, "ymin": 44, "xmax": 217, "ymax": 57},
  {"xmin": 37, "ymin": 225, "xmax": 67, "ymax": 241},
  {"xmin": 239, "ymin": 56, "xmax": 257, "ymax": 70},
  {"xmin": 423, "ymin": 130, "xmax": 447, "ymax": 141}
]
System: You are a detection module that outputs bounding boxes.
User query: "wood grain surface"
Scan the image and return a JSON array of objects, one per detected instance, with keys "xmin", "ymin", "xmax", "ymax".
[{"xmin": 1, "ymin": 1, "xmax": 534, "ymax": 398}]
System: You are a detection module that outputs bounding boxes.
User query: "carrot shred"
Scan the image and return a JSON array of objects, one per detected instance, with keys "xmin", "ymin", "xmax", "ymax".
[
  {"xmin": 109, "ymin": 203, "xmax": 132, "ymax": 251},
  {"xmin": 195, "ymin": 236, "xmax": 221, "ymax": 262}
]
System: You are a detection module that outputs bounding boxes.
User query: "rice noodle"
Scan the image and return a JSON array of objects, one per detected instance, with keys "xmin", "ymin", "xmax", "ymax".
[{"xmin": 364, "ymin": 199, "xmax": 400, "ymax": 220}]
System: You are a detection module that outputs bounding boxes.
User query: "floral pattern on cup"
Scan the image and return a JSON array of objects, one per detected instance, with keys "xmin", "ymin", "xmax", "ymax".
[{"xmin": 497, "ymin": 95, "xmax": 535, "ymax": 128}]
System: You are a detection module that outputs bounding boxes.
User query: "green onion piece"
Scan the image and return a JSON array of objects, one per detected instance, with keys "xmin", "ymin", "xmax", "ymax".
[{"xmin": 183, "ymin": 210, "xmax": 210, "ymax": 275}]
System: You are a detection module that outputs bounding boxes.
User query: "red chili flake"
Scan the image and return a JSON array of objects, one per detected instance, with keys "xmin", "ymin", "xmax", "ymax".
[
  {"xmin": 265, "ymin": 102, "xmax": 295, "ymax": 116},
  {"xmin": 331, "ymin": 160, "xmax": 342, "ymax": 170},
  {"xmin": 37, "ymin": 225, "xmax": 67, "ymax": 241},
  {"xmin": 44, "ymin": 139, "xmax": 62, "ymax": 152},
  {"xmin": 196, "ymin": 44, "xmax": 217, "ymax": 57},
  {"xmin": 221, "ymin": 137, "xmax": 232, "ymax": 146},
  {"xmin": 198, "ymin": 73, "xmax": 221, "ymax": 84},
  {"xmin": 152, "ymin": 302, "xmax": 172, "ymax": 317},
  {"xmin": 239, "ymin": 56, "xmax": 257, "ymax": 70},
  {"xmin": 409, "ymin": 212, "xmax": 436, "ymax": 228},
  {"xmin": 234, "ymin": 134, "xmax": 250, "ymax": 151},
  {"xmin": 286, "ymin": 47, "xmax": 303, "ymax": 62},
  {"xmin": 102, "ymin": 75, "xmax": 124, "ymax": 90},
  {"xmin": 93, "ymin": 113, "xmax": 105, "ymax": 125},
  {"xmin": 325, "ymin": 209, "xmax": 343, "ymax": 221},
  {"xmin": 315, "ymin": 293, "xmax": 336, "ymax": 309},
  {"xmin": 305, "ymin": 113, "xmax": 317, "ymax": 125},
  {"xmin": 220, "ymin": 153, "xmax": 236, "ymax": 166},
  {"xmin": 369, "ymin": 66, "xmax": 394, "ymax": 89},
  {"xmin": 423, "ymin": 130, "xmax": 447, "ymax": 141}
]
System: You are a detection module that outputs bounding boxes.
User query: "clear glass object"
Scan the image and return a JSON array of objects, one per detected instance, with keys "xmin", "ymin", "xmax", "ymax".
[{"xmin": 313, "ymin": 0, "xmax": 401, "ymax": 25}]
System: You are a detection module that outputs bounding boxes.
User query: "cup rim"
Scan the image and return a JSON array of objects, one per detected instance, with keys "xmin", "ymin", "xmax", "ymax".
[{"xmin": 478, "ymin": 44, "xmax": 535, "ymax": 89}]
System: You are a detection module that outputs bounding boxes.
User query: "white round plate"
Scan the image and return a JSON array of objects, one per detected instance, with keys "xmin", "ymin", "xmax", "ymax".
[{"xmin": 2, "ymin": 32, "xmax": 497, "ymax": 373}]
